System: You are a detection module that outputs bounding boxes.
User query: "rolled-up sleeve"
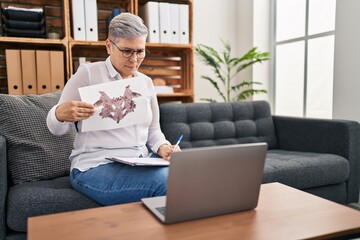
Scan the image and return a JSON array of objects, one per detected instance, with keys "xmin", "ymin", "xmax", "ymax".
[
  {"xmin": 47, "ymin": 64, "xmax": 88, "ymax": 136},
  {"xmin": 47, "ymin": 105, "xmax": 73, "ymax": 135}
]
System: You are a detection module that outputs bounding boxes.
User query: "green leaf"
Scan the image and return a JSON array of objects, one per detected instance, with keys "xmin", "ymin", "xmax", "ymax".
[
  {"xmin": 231, "ymin": 81, "xmax": 265, "ymax": 91},
  {"xmin": 195, "ymin": 44, "xmax": 226, "ymax": 84},
  {"xmin": 195, "ymin": 40, "xmax": 270, "ymax": 102},
  {"xmin": 201, "ymin": 76, "xmax": 226, "ymax": 102},
  {"xmin": 236, "ymin": 89, "xmax": 267, "ymax": 101},
  {"xmin": 200, "ymin": 98, "xmax": 218, "ymax": 103}
]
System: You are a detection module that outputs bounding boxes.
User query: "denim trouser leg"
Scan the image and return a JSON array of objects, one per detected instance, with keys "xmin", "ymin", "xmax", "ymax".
[{"xmin": 70, "ymin": 162, "xmax": 169, "ymax": 206}]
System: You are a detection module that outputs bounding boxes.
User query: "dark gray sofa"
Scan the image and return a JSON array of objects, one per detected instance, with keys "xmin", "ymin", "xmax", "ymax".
[{"xmin": 0, "ymin": 93, "xmax": 360, "ymax": 240}]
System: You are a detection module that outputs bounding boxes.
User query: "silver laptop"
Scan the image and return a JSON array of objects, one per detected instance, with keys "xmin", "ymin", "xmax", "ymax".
[{"xmin": 141, "ymin": 142, "xmax": 267, "ymax": 224}]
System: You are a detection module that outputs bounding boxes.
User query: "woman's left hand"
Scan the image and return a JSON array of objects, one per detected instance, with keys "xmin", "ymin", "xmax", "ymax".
[{"xmin": 158, "ymin": 144, "xmax": 181, "ymax": 161}]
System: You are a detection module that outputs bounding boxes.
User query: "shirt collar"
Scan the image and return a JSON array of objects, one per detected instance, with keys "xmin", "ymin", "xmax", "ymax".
[
  {"xmin": 105, "ymin": 57, "xmax": 139, "ymax": 80},
  {"xmin": 105, "ymin": 57, "xmax": 119, "ymax": 79}
]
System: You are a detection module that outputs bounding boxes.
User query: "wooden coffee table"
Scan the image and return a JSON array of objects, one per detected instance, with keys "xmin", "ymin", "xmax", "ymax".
[{"xmin": 28, "ymin": 182, "xmax": 360, "ymax": 240}]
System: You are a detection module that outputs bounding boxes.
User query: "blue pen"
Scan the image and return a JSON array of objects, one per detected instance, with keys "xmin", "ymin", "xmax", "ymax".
[{"xmin": 174, "ymin": 135, "xmax": 183, "ymax": 150}]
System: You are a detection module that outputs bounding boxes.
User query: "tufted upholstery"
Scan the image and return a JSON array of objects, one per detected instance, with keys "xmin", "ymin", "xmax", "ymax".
[
  {"xmin": 160, "ymin": 101, "xmax": 278, "ymax": 149},
  {"xmin": 159, "ymin": 100, "xmax": 360, "ymax": 205}
]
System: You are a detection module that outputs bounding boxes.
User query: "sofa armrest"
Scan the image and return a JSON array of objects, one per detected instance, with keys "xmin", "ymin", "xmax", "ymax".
[
  {"xmin": 272, "ymin": 115, "xmax": 360, "ymax": 203},
  {"xmin": 0, "ymin": 135, "xmax": 7, "ymax": 239}
]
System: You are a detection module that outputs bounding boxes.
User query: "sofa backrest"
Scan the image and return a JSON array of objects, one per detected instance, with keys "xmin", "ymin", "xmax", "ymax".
[
  {"xmin": 160, "ymin": 100, "xmax": 278, "ymax": 149},
  {"xmin": 0, "ymin": 92, "xmax": 75, "ymax": 185}
]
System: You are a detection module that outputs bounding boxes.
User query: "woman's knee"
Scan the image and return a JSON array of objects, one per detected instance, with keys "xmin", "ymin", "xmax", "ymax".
[{"xmin": 151, "ymin": 167, "xmax": 169, "ymax": 195}]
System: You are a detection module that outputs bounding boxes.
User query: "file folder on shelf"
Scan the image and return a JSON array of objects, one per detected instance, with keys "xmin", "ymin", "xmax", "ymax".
[
  {"xmin": 159, "ymin": 2, "xmax": 171, "ymax": 43},
  {"xmin": 179, "ymin": 4, "xmax": 189, "ymax": 44},
  {"xmin": 4, "ymin": 18, "xmax": 44, "ymax": 30},
  {"xmin": 50, "ymin": 51, "xmax": 65, "ymax": 92},
  {"xmin": 4, "ymin": 6, "xmax": 43, "ymax": 22},
  {"xmin": 84, "ymin": 0, "xmax": 98, "ymax": 41},
  {"xmin": 5, "ymin": 49, "xmax": 23, "ymax": 95},
  {"xmin": 2, "ymin": 6, "xmax": 47, "ymax": 38},
  {"xmin": 36, "ymin": 50, "xmax": 51, "ymax": 94},
  {"xmin": 71, "ymin": 0, "xmax": 86, "ymax": 40},
  {"xmin": 169, "ymin": 3, "xmax": 180, "ymax": 44},
  {"xmin": 139, "ymin": 1, "xmax": 160, "ymax": 43},
  {"xmin": 21, "ymin": 50, "xmax": 37, "ymax": 95}
]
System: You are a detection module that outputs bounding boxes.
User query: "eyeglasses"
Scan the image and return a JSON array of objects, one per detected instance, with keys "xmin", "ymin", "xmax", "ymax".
[{"xmin": 108, "ymin": 39, "xmax": 148, "ymax": 59}]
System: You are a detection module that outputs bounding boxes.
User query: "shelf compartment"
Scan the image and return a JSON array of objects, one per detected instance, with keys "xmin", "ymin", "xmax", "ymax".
[
  {"xmin": 0, "ymin": 46, "xmax": 66, "ymax": 94},
  {"xmin": 69, "ymin": 0, "xmax": 134, "ymax": 42},
  {"xmin": 140, "ymin": 45, "xmax": 193, "ymax": 94},
  {"xmin": 0, "ymin": 0, "xmax": 65, "ymax": 39},
  {"xmin": 136, "ymin": 0, "xmax": 193, "ymax": 44},
  {"xmin": 69, "ymin": 43, "xmax": 107, "ymax": 76}
]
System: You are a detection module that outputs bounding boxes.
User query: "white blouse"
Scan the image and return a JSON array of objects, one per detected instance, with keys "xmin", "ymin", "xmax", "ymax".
[{"xmin": 47, "ymin": 57, "xmax": 170, "ymax": 171}]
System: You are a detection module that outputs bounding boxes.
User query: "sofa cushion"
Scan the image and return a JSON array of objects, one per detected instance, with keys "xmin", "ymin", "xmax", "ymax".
[
  {"xmin": 160, "ymin": 101, "xmax": 278, "ymax": 149},
  {"xmin": 7, "ymin": 176, "xmax": 100, "ymax": 232},
  {"xmin": 0, "ymin": 92, "xmax": 75, "ymax": 184},
  {"xmin": 263, "ymin": 150, "xmax": 349, "ymax": 189}
]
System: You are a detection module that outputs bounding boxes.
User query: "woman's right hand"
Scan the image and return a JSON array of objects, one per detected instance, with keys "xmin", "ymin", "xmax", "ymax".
[{"xmin": 55, "ymin": 101, "xmax": 95, "ymax": 122}]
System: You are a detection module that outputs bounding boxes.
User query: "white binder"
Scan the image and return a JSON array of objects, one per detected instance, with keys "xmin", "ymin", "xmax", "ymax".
[
  {"xmin": 158, "ymin": 2, "xmax": 171, "ymax": 43},
  {"xmin": 179, "ymin": 4, "xmax": 189, "ymax": 44},
  {"xmin": 84, "ymin": 0, "xmax": 98, "ymax": 41},
  {"xmin": 169, "ymin": 3, "xmax": 180, "ymax": 44},
  {"xmin": 72, "ymin": 0, "xmax": 86, "ymax": 40},
  {"xmin": 139, "ymin": 1, "xmax": 160, "ymax": 43}
]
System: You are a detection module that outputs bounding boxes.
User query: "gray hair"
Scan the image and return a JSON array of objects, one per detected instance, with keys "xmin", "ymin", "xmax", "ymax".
[{"xmin": 108, "ymin": 12, "xmax": 148, "ymax": 40}]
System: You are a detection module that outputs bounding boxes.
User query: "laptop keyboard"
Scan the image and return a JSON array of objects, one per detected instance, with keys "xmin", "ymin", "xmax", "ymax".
[{"xmin": 156, "ymin": 206, "xmax": 166, "ymax": 216}]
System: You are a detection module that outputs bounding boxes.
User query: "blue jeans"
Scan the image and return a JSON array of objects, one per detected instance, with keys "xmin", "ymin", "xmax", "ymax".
[{"xmin": 70, "ymin": 162, "xmax": 169, "ymax": 206}]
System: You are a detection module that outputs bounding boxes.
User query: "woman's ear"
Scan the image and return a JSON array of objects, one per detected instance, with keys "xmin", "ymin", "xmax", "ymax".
[{"xmin": 105, "ymin": 39, "xmax": 112, "ymax": 55}]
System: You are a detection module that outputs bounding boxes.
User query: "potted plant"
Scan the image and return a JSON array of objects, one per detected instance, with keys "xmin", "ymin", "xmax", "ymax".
[
  {"xmin": 195, "ymin": 40, "xmax": 270, "ymax": 102},
  {"xmin": 48, "ymin": 28, "xmax": 60, "ymax": 39}
]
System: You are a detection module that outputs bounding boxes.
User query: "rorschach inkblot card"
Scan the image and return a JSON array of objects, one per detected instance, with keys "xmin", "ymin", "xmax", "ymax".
[{"xmin": 78, "ymin": 77, "xmax": 150, "ymax": 132}]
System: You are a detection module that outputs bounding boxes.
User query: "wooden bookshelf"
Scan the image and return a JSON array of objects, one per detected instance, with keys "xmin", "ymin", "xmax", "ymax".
[{"xmin": 0, "ymin": 0, "xmax": 194, "ymax": 102}]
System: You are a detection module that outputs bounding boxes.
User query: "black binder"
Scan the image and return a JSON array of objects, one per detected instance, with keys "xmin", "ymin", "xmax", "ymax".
[{"xmin": 1, "ymin": 6, "xmax": 47, "ymax": 38}]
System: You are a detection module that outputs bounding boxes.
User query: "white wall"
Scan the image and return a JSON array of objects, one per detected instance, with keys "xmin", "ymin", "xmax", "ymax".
[
  {"xmin": 252, "ymin": 0, "xmax": 271, "ymax": 104},
  {"xmin": 193, "ymin": 0, "xmax": 240, "ymax": 102},
  {"xmin": 193, "ymin": 1, "xmax": 360, "ymax": 122},
  {"xmin": 333, "ymin": 0, "xmax": 360, "ymax": 122},
  {"xmin": 193, "ymin": 0, "xmax": 271, "ymax": 103}
]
